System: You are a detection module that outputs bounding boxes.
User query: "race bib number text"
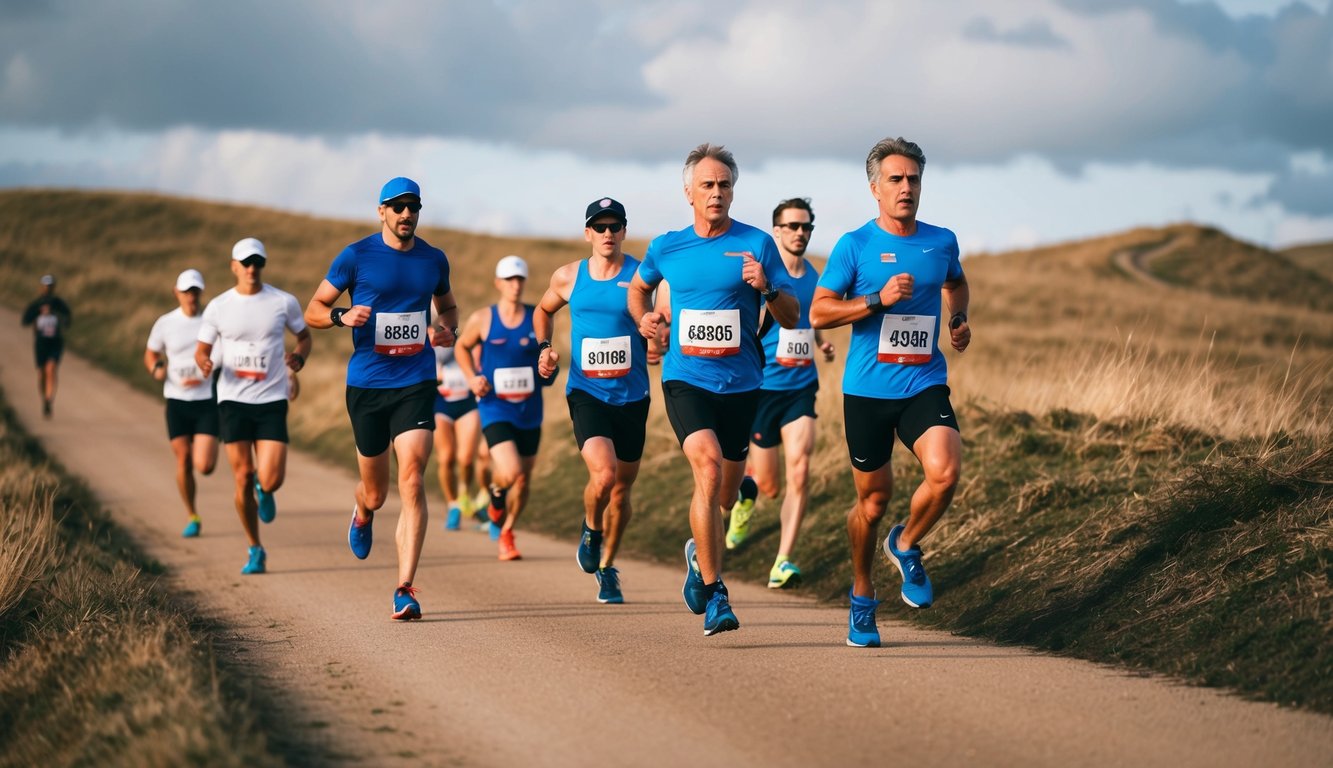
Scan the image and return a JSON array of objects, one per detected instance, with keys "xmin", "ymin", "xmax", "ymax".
[
  {"xmin": 232, "ymin": 342, "xmax": 271, "ymax": 381},
  {"xmin": 776, "ymin": 328, "xmax": 815, "ymax": 367},
  {"xmin": 581, "ymin": 335, "xmax": 631, "ymax": 378},
  {"xmin": 374, "ymin": 310, "xmax": 427, "ymax": 356},
  {"xmin": 493, "ymin": 366, "xmax": 535, "ymax": 402},
  {"xmin": 679, "ymin": 309, "xmax": 741, "ymax": 357},
  {"xmin": 438, "ymin": 364, "xmax": 471, "ymax": 401},
  {"xmin": 877, "ymin": 314, "xmax": 934, "ymax": 365}
]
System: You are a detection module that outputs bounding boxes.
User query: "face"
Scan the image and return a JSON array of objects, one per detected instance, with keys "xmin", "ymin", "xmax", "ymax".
[
  {"xmin": 494, "ymin": 275, "xmax": 525, "ymax": 301},
  {"xmin": 773, "ymin": 209, "xmax": 813, "ymax": 257},
  {"xmin": 176, "ymin": 287, "xmax": 202, "ymax": 314},
  {"xmin": 231, "ymin": 256, "xmax": 265, "ymax": 288},
  {"xmin": 585, "ymin": 215, "xmax": 626, "ymax": 258},
  {"xmin": 870, "ymin": 155, "xmax": 922, "ymax": 223},
  {"xmin": 685, "ymin": 157, "xmax": 734, "ymax": 226},
  {"xmin": 379, "ymin": 196, "xmax": 421, "ymax": 242}
]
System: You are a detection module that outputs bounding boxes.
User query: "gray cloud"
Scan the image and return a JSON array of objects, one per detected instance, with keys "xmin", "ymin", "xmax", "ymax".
[{"xmin": 962, "ymin": 17, "xmax": 1072, "ymax": 48}]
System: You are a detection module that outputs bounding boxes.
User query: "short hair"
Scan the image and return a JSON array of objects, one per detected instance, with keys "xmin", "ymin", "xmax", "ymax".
[
  {"xmin": 772, "ymin": 197, "xmax": 814, "ymax": 226},
  {"xmin": 865, "ymin": 137, "xmax": 927, "ymax": 183},
  {"xmin": 683, "ymin": 143, "xmax": 739, "ymax": 187}
]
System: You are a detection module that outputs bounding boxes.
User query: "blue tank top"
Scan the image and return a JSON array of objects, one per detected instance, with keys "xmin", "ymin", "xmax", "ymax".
[
  {"xmin": 759, "ymin": 261, "xmax": 821, "ymax": 392},
  {"xmin": 817, "ymin": 220, "xmax": 964, "ymax": 400},
  {"xmin": 567, "ymin": 256, "xmax": 650, "ymax": 405},
  {"xmin": 477, "ymin": 304, "xmax": 543, "ymax": 430}
]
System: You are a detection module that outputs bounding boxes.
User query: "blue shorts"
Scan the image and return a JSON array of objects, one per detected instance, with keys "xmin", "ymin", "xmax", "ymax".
[{"xmin": 434, "ymin": 392, "xmax": 478, "ymax": 421}]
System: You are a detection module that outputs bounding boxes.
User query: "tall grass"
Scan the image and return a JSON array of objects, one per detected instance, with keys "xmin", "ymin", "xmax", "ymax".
[{"xmin": 0, "ymin": 478, "xmax": 56, "ymax": 622}]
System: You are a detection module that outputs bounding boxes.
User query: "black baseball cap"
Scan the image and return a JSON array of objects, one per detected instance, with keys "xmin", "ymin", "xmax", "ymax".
[{"xmin": 585, "ymin": 197, "xmax": 627, "ymax": 226}]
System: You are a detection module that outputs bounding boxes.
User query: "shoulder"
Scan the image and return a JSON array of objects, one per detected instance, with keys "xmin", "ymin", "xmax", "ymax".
[{"xmin": 551, "ymin": 260, "xmax": 581, "ymax": 288}]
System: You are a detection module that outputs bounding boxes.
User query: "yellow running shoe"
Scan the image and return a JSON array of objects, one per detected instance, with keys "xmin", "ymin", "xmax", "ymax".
[{"xmin": 768, "ymin": 559, "xmax": 802, "ymax": 589}]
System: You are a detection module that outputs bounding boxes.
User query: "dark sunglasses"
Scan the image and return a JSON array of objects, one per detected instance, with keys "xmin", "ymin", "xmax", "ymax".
[
  {"xmin": 589, "ymin": 221, "xmax": 624, "ymax": 234},
  {"xmin": 778, "ymin": 222, "xmax": 814, "ymax": 232},
  {"xmin": 386, "ymin": 200, "xmax": 422, "ymax": 214},
  {"xmin": 239, "ymin": 255, "xmax": 267, "ymax": 268}
]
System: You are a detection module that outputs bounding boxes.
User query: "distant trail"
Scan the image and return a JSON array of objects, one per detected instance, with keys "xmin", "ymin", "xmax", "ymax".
[
  {"xmin": 1, "ymin": 305, "xmax": 1330, "ymax": 768},
  {"xmin": 1112, "ymin": 235, "xmax": 1181, "ymax": 289}
]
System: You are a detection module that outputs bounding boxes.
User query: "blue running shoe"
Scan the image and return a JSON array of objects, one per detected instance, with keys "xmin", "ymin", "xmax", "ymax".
[
  {"xmin": 445, "ymin": 504, "xmax": 462, "ymax": 531},
  {"xmin": 682, "ymin": 538, "xmax": 708, "ymax": 615},
  {"xmin": 703, "ymin": 585, "xmax": 739, "ymax": 636},
  {"xmin": 255, "ymin": 479, "xmax": 276, "ymax": 523},
  {"xmin": 847, "ymin": 589, "xmax": 881, "ymax": 647},
  {"xmin": 577, "ymin": 522, "xmax": 602, "ymax": 574},
  {"xmin": 181, "ymin": 516, "xmax": 201, "ymax": 538},
  {"xmin": 241, "ymin": 545, "xmax": 266, "ymax": 575},
  {"xmin": 349, "ymin": 506, "xmax": 372, "ymax": 560},
  {"xmin": 391, "ymin": 585, "xmax": 421, "ymax": 621},
  {"xmin": 596, "ymin": 566, "xmax": 624, "ymax": 604},
  {"xmin": 489, "ymin": 521, "xmax": 501, "ymax": 541},
  {"xmin": 884, "ymin": 524, "xmax": 933, "ymax": 608}
]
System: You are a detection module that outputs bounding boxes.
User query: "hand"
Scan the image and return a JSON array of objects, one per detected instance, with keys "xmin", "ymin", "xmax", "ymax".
[
  {"xmin": 741, "ymin": 253, "xmax": 768, "ymax": 293},
  {"xmin": 286, "ymin": 351, "xmax": 305, "ymax": 372},
  {"xmin": 197, "ymin": 357, "xmax": 214, "ymax": 377},
  {"xmin": 538, "ymin": 347, "xmax": 560, "ymax": 379},
  {"xmin": 430, "ymin": 322, "xmax": 457, "ymax": 347},
  {"xmin": 151, "ymin": 362, "xmax": 167, "ymax": 382},
  {"xmin": 881, "ymin": 273, "xmax": 914, "ymax": 305},
  {"xmin": 469, "ymin": 374, "xmax": 491, "ymax": 398},
  {"xmin": 646, "ymin": 323, "xmax": 669, "ymax": 365},
  {"xmin": 818, "ymin": 340, "xmax": 835, "ymax": 362},
  {"xmin": 949, "ymin": 317, "xmax": 971, "ymax": 352},
  {"xmin": 342, "ymin": 305, "xmax": 372, "ymax": 328},
  {"xmin": 638, "ymin": 311, "xmax": 664, "ymax": 340}
]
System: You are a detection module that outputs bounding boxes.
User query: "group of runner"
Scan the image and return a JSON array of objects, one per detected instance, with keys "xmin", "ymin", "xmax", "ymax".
[{"xmin": 34, "ymin": 135, "xmax": 970, "ymax": 645}]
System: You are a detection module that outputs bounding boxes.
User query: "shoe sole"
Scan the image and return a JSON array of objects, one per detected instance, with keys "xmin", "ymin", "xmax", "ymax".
[
  {"xmin": 846, "ymin": 637, "xmax": 881, "ymax": 648},
  {"xmin": 391, "ymin": 607, "xmax": 422, "ymax": 620},
  {"xmin": 703, "ymin": 616, "xmax": 740, "ymax": 636},
  {"xmin": 597, "ymin": 596, "xmax": 625, "ymax": 604},
  {"xmin": 768, "ymin": 573, "xmax": 802, "ymax": 589},
  {"xmin": 884, "ymin": 529, "xmax": 932, "ymax": 609}
]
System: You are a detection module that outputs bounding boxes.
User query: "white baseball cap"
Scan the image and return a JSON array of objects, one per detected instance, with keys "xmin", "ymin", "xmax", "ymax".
[
  {"xmin": 39, "ymin": 274, "xmax": 55, "ymax": 286},
  {"xmin": 175, "ymin": 269, "xmax": 205, "ymax": 292},
  {"xmin": 495, "ymin": 254, "xmax": 528, "ymax": 279},
  {"xmin": 231, "ymin": 237, "xmax": 268, "ymax": 262}
]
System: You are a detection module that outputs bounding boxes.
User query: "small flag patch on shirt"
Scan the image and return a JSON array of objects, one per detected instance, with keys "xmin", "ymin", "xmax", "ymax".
[{"xmin": 881, "ymin": 253, "xmax": 896, "ymax": 263}]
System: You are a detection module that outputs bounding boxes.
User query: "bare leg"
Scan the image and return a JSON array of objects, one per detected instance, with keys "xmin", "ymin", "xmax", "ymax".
[
  {"xmin": 900, "ymin": 426, "xmax": 962, "ymax": 549},
  {"xmin": 848, "ymin": 463, "xmax": 893, "ymax": 598},
  {"xmin": 602, "ymin": 459, "xmax": 639, "ymax": 568},
  {"xmin": 393, "ymin": 428, "xmax": 433, "ymax": 587},
  {"xmin": 681, "ymin": 430, "xmax": 725, "ymax": 584},
  {"xmin": 225, "ymin": 441, "xmax": 260, "ymax": 546}
]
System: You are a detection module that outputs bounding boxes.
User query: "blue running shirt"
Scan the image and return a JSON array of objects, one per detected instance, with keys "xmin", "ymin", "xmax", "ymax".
[
  {"xmin": 636, "ymin": 220, "xmax": 792, "ymax": 394},
  {"xmin": 567, "ymin": 256, "xmax": 650, "ymax": 406},
  {"xmin": 325, "ymin": 234, "xmax": 451, "ymax": 389},
  {"xmin": 759, "ymin": 262, "xmax": 821, "ymax": 392},
  {"xmin": 818, "ymin": 220, "xmax": 964, "ymax": 400},
  {"xmin": 477, "ymin": 304, "xmax": 543, "ymax": 430}
]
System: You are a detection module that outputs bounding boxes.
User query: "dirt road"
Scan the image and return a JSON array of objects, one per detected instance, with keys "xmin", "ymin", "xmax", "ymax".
[{"xmin": 2, "ymin": 306, "xmax": 1329, "ymax": 767}]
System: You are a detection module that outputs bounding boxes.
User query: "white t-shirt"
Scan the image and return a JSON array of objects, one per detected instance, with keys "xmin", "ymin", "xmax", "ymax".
[
  {"xmin": 198, "ymin": 285, "xmax": 307, "ymax": 405},
  {"xmin": 146, "ymin": 308, "xmax": 219, "ymax": 402}
]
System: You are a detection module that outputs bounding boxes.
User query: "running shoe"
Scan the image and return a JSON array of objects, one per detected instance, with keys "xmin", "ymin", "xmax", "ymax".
[
  {"xmin": 846, "ymin": 589, "xmax": 882, "ymax": 647},
  {"xmin": 596, "ymin": 566, "xmax": 624, "ymax": 604},
  {"xmin": 459, "ymin": 491, "xmax": 475, "ymax": 520},
  {"xmin": 489, "ymin": 521, "xmax": 501, "ymax": 541},
  {"xmin": 703, "ymin": 585, "xmax": 739, "ymax": 636},
  {"xmin": 445, "ymin": 504, "xmax": 462, "ymax": 531},
  {"xmin": 498, "ymin": 528, "xmax": 522, "ymax": 561},
  {"xmin": 884, "ymin": 524, "xmax": 933, "ymax": 608},
  {"xmin": 682, "ymin": 538, "xmax": 708, "ymax": 614},
  {"xmin": 391, "ymin": 585, "xmax": 422, "ymax": 621},
  {"xmin": 348, "ymin": 505, "xmax": 373, "ymax": 560},
  {"xmin": 576, "ymin": 522, "xmax": 602, "ymax": 574},
  {"xmin": 487, "ymin": 487, "xmax": 505, "ymax": 524},
  {"xmin": 181, "ymin": 515, "xmax": 201, "ymax": 538},
  {"xmin": 255, "ymin": 479, "xmax": 276, "ymax": 523},
  {"xmin": 768, "ymin": 559, "xmax": 802, "ymax": 589},
  {"xmin": 725, "ymin": 476, "xmax": 758, "ymax": 550},
  {"xmin": 42, "ymin": 399, "xmax": 52, "ymax": 418},
  {"xmin": 240, "ymin": 545, "xmax": 266, "ymax": 575}
]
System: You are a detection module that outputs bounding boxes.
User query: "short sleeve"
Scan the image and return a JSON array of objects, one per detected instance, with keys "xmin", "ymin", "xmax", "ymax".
[
  {"xmin": 146, "ymin": 316, "xmax": 166, "ymax": 352},
  {"xmin": 198, "ymin": 302, "xmax": 220, "ymax": 345},
  {"xmin": 326, "ymin": 245, "xmax": 357, "ymax": 292},
  {"xmin": 284, "ymin": 293, "xmax": 307, "ymax": 334},
  {"xmin": 818, "ymin": 234, "xmax": 857, "ymax": 298}
]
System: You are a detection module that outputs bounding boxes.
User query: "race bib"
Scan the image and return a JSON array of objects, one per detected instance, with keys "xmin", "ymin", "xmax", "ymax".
[
  {"xmin": 493, "ymin": 366, "xmax": 535, "ymax": 402},
  {"xmin": 172, "ymin": 363, "xmax": 206, "ymax": 389},
  {"xmin": 232, "ymin": 342, "xmax": 271, "ymax": 381},
  {"xmin": 438, "ymin": 364, "xmax": 471, "ymax": 402},
  {"xmin": 679, "ymin": 309, "xmax": 741, "ymax": 357},
  {"xmin": 581, "ymin": 335, "xmax": 631, "ymax": 378},
  {"xmin": 775, "ymin": 328, "xmax": 815, "ymax": 367},
  {"xmin": 877, "ymin": 314, "xmax": 934, "ymax": 365},
  {"xmin": 35, "ymin": 314, "xmax": 59, "ymax": 338},
  {"xmin": 374, "ymin": 310, "xmax": 426, "ymax": 356}
]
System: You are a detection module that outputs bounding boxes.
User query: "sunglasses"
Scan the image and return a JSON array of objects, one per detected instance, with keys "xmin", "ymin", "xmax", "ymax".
[
  {"xmin": 589, "ymin": 221, "xmax": 624, "ymax": 234},
  {"xmin": 778, "ymin": 222, "xmax": 814, "ymax": 232},
  {"xmin": 386, "ymin": 200, "xmax": 422, "ymax": 214},
  {"xmin": 239, "ymin": 256, "xmax": 267, "ymax": 268}
]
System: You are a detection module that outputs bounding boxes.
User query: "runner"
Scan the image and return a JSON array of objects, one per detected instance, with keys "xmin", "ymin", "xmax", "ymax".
[
  {"xmin": 627, "ymin": 143, "xmax": 798, "ymax": 635},
  {"xmin": 145, "ymin": 269, "xmax": 220, "ymax": 538},
  {"xmin": 725, "ymin": 198, "xmax": 836, "ymax": 591},
  {"xmin": 534, "ymin": 197, "xmax": 649, "ymax": 603},
  {"xmin": 304, "ymin": 176, "xmax": 457, "ymax": 621},
  {"xmin": 433, "ymin": 342, "xmax": 482, "ymax": 531},
  {"xmin": 455, "ymin": 254, "xmax": 553, "ymax": 562},
  {"xmin": 196, "ymin": 238, "xmax": 312, "ymax": 575},
  {"xmin": 20, "ymin": 274, "xmax": 72, "ymax": 418},
  {"xmin": 810, "ymin": 136, "xmax": 971, "ymax": 647}
]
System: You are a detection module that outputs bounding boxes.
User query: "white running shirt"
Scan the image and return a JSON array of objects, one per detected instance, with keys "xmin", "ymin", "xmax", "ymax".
[
  {"xmin": 198, "ymin": 285, "xmax": 306, "ymax": 405},
  {"xmin": 146, "ymin": 307, "xmax": 219, "ymax": 402}
]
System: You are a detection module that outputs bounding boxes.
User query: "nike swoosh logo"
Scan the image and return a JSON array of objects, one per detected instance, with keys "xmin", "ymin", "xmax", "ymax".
[
  {"xmin": 939, "ymin": 414, "xmax": 950, "ymax": 419},
  {"xmin": 417, "ymin": 420, "xmax": 430, "ymax": 426},
  {"xmin": 923, "ymin": 248, "xmax": 934, "ymax": 253},
  {"xmin": 853, "ymin": 456, "xmax": 867, "ymax": 462}
]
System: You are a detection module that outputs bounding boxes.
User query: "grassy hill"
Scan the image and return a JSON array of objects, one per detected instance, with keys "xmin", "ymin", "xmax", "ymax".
[
  {"xmin": 1, "ymin": 190, "xmax": 1329, "ymax": 713},
  {"xmin": 1282, "ymin": 241, "xmax": 1333, "ymax": 282}
]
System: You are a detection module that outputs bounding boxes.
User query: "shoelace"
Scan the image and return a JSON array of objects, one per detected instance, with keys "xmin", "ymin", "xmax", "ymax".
[
  {"xmin": 902, "ymin": 551, "xmax": 926, "ymax": 585},
  {"xmin": 851, "ymin": 599, "xmax": 879, "ymax": 627},
  {"xmin": 600, "ymin": 567, "xmax": 620, "ymax": 589},
  {"xmin": 396, "ymin": 585, "xmax": 419, "ymax": 601}
]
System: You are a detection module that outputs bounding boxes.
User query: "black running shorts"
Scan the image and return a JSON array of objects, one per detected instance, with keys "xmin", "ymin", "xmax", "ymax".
[
  {"xmin": 662, "ymin": 380, "xmax": 759, "ymax": 462},
  {"xmin": 345, "ymin": 380, "xmax": 437, "ymax": 457},
  {"xmin": 750, "ymin": 382, "xmax": 818, "ymax": 449},
  {"xmin": 843, "ymin": 384, "xmax": 958, "ymax": 473},
  {"xmin": 567, "ymin": 389, "xmax": 649, "ymax": 462},
  {"xmin": 34, "ymin": 338, "xmax": 62, "ymax": 367},
  {"xmin": 165, "ymin": 398, "xmax": 220, "ymax": 440},
  {"xmin": 482, "ymin": 421, "xmax": 542, "ymax": 457},
  {"xmin": 219, "ymin": 399, "xmax": 289, "ymax": 444}
]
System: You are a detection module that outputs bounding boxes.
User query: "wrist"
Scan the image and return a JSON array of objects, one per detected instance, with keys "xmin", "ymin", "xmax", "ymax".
[
  {"xmin": 538, "ymin": 340, "xmax": 552, "ymax": 351},
  {"xmin": 330, "ymin": 307, "xmax": 347, "ymax": 327},
  {"xmin": 950, "ymin": 312, "xmax": 968, "ymax": 329},
  {"xmin": 864, "ymin": 293, "xmax": 884, "ymax": 313},
  {"xmin": 761, "ymin": 285, "xmax": 779, "ymax": 302},
  {"xmin": 290, "ymin": 352, "xmax": 305, "ymax": 368}
]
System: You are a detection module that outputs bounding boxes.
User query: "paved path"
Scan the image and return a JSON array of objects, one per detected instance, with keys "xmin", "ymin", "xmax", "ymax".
[{"xmin": 2, "ymin": 306, "xmax": 1329, "ymax": 767}]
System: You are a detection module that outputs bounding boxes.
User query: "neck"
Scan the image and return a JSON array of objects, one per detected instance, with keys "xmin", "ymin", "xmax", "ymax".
[
  {"xmin": 779, "ymin": 251, "xmax": 805, "ymax": 276},
  {"xmin": 381, "ymin": 230, "xmax": 415, "ymax": 252},
  {"xmin": 589, "ymin": 251, "xmax": 624, "ymax": 277},
  {"xmin": 876, "ymin": 215, "xmax": 916, "ymax": 237},
  {"xmin": 236, "ymin": 281, "xmax": 262, "ymax": 296},
  {"xmin": 694, "ymin": 216, "xmax": 731, "ymax": 239}
]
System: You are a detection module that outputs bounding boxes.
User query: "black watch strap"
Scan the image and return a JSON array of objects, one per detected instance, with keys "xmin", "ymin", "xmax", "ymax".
[
  {"xmin": 864, "ymin": 293, "xmax": 884, "ymax": 313},
  {"xmin": 762, "ymin": 285, "xmax": 779, "ymax": 302},
  {"xmin": 330, "ymin": 307, "xmax": 347, "ymax": 327}
]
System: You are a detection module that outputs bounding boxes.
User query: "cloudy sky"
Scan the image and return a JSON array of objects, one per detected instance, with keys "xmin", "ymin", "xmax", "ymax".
[{"xmin": 2, "ymin": 0, "xmax": 1331, "ymax": 255}]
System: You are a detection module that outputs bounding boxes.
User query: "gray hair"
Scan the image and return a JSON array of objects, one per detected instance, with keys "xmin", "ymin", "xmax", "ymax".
[
  {"xmin": 865, "ymin": 137, "xmax": 926, "ymax": 183},
  {"xmin": 683, "ymin": 143, "xmax": 739, "ymax": 187}
]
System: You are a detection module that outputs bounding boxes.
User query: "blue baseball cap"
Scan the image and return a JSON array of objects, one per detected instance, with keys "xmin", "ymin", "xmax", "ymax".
[{"xmin": 379, "ymin": 177, "xmax": 421, "ymax": 204}]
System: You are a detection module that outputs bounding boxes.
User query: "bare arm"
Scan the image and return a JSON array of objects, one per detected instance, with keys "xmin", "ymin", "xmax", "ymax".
[
  {"xmin": 942, "ymin": 274, "xmax": 971, "ymax": 352},
  {"xmin": 304, "ymin": 279, "xmax": 371, "ymax": 330},
  {"xmin": 454, "ymin": 308, "xmax": 491, "ymax": 397},
  {"xmin": 430, "ymin": 290, "xmax": 460, "ymax": 347},
  {"xmin": 628, "ymin": 272, "xmax": 662, "ymax": 341},
  {"xmin": 194, "ymin": 341, "xmax": 215, "ymax": 377},
  {"xmin": 144, "ymin": 348, "xmax": 167, "ymax": 381},
  {"xmin": 286, "ymin": 327, "xmax": 312, "ymax": 372},
  {"xmin": 809, "ymin": 273, "xmax": 915, "ymax": 330},
  {"xmin": 534, "ymin": 262, "xmax": 575, "ymax": 378}
]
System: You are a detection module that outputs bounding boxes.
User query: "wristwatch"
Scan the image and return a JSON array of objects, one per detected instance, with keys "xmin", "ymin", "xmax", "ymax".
[
  {"xmin": 330, "ymin": 307, "xmax": 347, "ymax": 327},
  {"xmin": 950, "ymin": 312, "xmax": 968, "ymax": 329},
  {"xmin": 762, "ymin": 285, "xmax": 779, "ymax": 302},
  {"xmin": 864, "ymin": 293, "xmax": 884, "ymax": 313},
  {"xmin": 538, "ymin": 340, "xmax": 552, "ymax": 351}
]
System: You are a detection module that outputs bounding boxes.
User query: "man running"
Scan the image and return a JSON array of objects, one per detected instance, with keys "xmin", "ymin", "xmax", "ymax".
[
  {"xmin": 433, "ymin": 343, "xmax": 482, "ymax": 531},
  {"xmin": 627, "ymin": 143, "xmax": 798, "ymax": 636},
  {"xmin": 810, "ymin": 136, "xmax": 971, "ymax": 648},
  {"xmin": 726, "ymin": 198, "xmax": 836, "ymax": 591},
  {"xmin": 305, "ymin": 177, "xmax": 457, "ymax": 621},
  {"xmin": 534, "ymin": 197, "xmax": 649, "ymax": 604},
  {"xmin": 196, "ymin": 238, "xmax": 312, "ymax": 575},
  {"xmin": 455, "ymin": 255, "xmax": 551, "ymax": 563},
  {"xmin": 21, "ymin": 274, "xmax": 72, "ymax": 418},
  {"xmin": 146, "ymin": 269, "xmax": 220, "ymax": 538}
]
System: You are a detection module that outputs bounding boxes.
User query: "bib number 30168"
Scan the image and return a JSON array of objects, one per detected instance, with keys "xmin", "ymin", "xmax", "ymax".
[
  {"xmin": 374, "ymin": 311, "xmax": 427, "ymax": 356},
  {"xmin": 877, "ymin": 314, "xmax": 934, "ymax": 365}
]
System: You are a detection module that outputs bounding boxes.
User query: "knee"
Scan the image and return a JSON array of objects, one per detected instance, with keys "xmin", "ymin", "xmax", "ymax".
[
  {"xmin": 589, "ymin": 467, "xmax": 616, "ymax": 497},
  {"xmin": 754, "ymin": 474, "xmax": 780, "ymax": 499},
  {"xmin": 399, "ymin": 470, "xmax": 424, "ymax": 497},
  {"xmin": 855, "ymin": 491, "xmax": 891, "ymax": 524},
  {"xmin": 927, "ymin": 462, "xmax": 961, "ymax": 493},
  {"xmin": 363, "ymin": 487, "xmax": 390, "ymax": 510}
]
